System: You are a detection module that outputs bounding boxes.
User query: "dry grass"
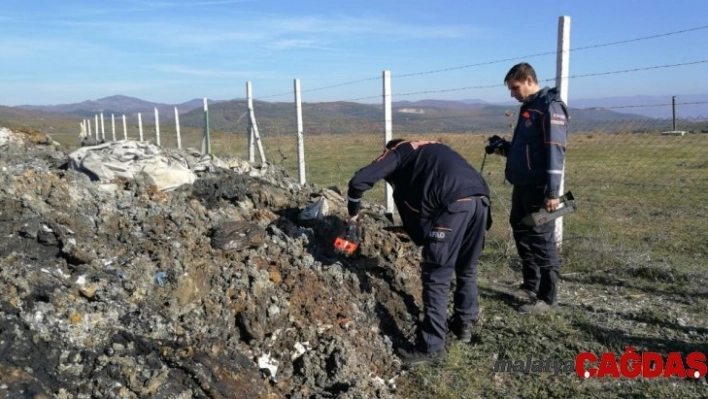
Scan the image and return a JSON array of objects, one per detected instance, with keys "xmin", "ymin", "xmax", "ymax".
[{"xmin": 50, "ymin": 128, "xmax": 708, "ymax": 398}]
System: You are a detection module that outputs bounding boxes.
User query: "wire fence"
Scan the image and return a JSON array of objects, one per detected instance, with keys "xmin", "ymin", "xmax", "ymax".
[
  {"xmin": 68, "ymin": 21, "xmax": 708, "ymax": 271},
  {"xmin": 223, "ymin": 22, "xmax": 708, "ymax": 271},
  {"xmin": 249, "ymin": 118, "xmax": 708, "ymax": 273}
]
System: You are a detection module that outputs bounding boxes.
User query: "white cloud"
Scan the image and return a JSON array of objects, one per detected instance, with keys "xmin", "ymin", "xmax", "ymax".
[
  {"xmin": 260, "ymin": 15, "xmax": 478, "ymax": 39},
  {"xmin": 21, "ymin": 12, "xmax": 481, "ymax": 48},
  {"xmin": 0, "ymin": 37, "xmax": 111, "ymax": 62},
  {"xmin": 148, "ymin": 65, "xmax": 250, "ymax": 77},
  {"xmin": 145, "ymin": 64, "xmax": 288, "ymax": 80},
  {"xmin": 266, "ymin": 39, "xmax": 335, "ymax": 51},
  {"xmin": 121, "ymin": 0, "xmax": 254, "ymax": 9}
]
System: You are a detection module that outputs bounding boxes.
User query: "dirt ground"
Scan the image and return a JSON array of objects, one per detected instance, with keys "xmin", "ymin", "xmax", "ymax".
[
  {"xmin": 2, "ymin": 127, "xmax": 707, "ymax": 399},
  {"xmin": 0, "ymin": 128, "xmax": 433, "ymax": 398}
]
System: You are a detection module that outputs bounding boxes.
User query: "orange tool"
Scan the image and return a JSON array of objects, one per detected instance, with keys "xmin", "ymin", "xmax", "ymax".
[{"xmin": 334, "ymin": 222, "xmax": 359, "ymax": 256}]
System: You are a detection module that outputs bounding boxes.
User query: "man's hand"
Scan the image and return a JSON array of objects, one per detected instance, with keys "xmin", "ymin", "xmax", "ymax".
[
  {"xmin": 544, "ymin": 197, "xmax": 560, "ymax": 212},
  {"xmin": 485, "ymin": 135, "xmax": 510, "ymax": 156},
  {"xmin": 348, "ymin": 214, "xmax": 359, "ymax": 224}
]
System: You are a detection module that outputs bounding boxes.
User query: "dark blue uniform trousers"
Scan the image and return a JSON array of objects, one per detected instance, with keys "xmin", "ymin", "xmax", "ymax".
[
  {"xmin": 419, "ymin": 196, "xmax": 488, "ymax": 352},
  {"xmin": 509, "ymin": 184, "xmax": 561, "ymax": 305}
]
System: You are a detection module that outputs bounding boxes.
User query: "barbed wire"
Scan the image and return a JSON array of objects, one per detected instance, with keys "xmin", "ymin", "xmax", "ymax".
[
  {"xmin": 254, "ymin": 24, "xmax": 708, "ymax": 100},
  {"xmin": 600, "ymin": 101, "xmax": 708, "ymax": 110},
  {"xmin": 256, "ymin": 76, "xmax": 382, "ymax": 100},
  {"xmin": 287, "ymin": 96, "xmax": 708, "ymax": 113},
  {"xmin": 338, "ymin": 59, "xmax": 708, "ymax": 102},
  {"xmin": 396, "ymin": 24, "xmax": 708, "ymax": 78},
  {"xmin": 268, "ymin": 60, "xmax": 708, "ymax": 104},
  {"xmin": 541, "ymin": 59, "xmax": 708, "ymax": 83},
  {"xmin": 206, "ymin": 112, "xmax": 707, "ymax": 131}
]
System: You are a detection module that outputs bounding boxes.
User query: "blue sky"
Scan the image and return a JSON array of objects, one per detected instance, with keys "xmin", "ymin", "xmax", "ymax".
[{"xmin": 2, "ymin": 0, "xmax": 707, "ymax": 106}]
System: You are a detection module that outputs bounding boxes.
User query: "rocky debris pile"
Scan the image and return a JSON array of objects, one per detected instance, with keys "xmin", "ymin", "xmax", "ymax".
[{"xmin": 0, "ymin": 128, "xmax": 425, "ymax": 398}]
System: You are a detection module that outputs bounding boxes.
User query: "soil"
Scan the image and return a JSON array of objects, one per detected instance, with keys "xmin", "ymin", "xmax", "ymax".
[{"xmin": 0, "ymin": 127, "xmax": 426, "ymax": 398}]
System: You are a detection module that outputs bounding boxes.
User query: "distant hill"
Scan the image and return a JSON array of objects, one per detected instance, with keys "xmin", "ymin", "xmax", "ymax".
[
  {"xmin": 4, "ymin": 94, "xmax": 706, "ymax": 141},
  {"xmin": 172, "ymin": 99, "xmax": 671, "ymax": 135},
  {"xmin": 394, "ymin": 99, "xmax": 487, "ymax": 110},
  {"xmin": 459, "ymin": 94, "xmax": 708, "ymax": 119},
  {"xmin": 570, "ymin": 94, "xmax": 708, "ymax": 119},
  {"xmin": 17, "ymin": 95, "xmax": 219, "ymax": 119},
  {"xmin": 0, "ymin": 105, "xmax": 79, "ymax": 137}
]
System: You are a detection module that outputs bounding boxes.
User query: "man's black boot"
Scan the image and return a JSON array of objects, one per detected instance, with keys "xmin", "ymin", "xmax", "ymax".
[
  {"xmin": 453, "ymin": 323, "xmax": 474, "ymax": 343},
  {"xmin": 397, "ymin": 347, "xmax": 447, "ymax": 367},
  {"xmin": 448, "ymin": 309, "xmax": 481, "ymax": 343}
]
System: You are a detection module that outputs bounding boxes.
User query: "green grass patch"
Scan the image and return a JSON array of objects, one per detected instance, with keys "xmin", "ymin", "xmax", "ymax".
[{"xmin": 49, "ymin": 129, "xmax": 708, "ymax": 398}]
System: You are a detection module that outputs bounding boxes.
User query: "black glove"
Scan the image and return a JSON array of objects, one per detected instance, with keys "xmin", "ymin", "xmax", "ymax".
[
  {"xmin": 344, "ymin": 220, "xmax": 358, "ymax": 241},
  {"xmin": 347, "ymin": 198, "xmax": 361, "ymax": 217},
  {"xmin": 485, "ymin": 135, "xmax": 510, "ymax": 155}
]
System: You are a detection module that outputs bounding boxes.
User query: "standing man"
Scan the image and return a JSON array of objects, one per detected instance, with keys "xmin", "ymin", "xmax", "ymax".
[
  {"xmin": 498, "ymin": 62, "xmax": 569, "ymax": 313},
  {"xmin": 347, "ymin": 139, "xmax": 490, "ymax": 367}
]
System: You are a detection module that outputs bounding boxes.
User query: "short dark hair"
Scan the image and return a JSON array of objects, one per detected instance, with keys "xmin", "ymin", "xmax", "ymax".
[
  {"xmin": 504, "ymin": 62, "xmax": 538, "ymax": 84},
  {"xmin": 385, "ymin": 138, "xmax": 406, "ymax": 150}
]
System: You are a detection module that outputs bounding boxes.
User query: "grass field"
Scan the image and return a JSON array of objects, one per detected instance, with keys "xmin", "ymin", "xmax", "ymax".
[
  {"xmin": 251, "ymin": 131, "xmax": 708, "ymax": 398},
  {"xmin": 50, "ymin": 128, "xmax": 708, "ymax": 398}
]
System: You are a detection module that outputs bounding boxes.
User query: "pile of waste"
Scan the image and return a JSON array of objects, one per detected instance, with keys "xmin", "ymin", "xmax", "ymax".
[{"xmin": 0, "ymin": 127, "xmax": 425, "ymax": 398}]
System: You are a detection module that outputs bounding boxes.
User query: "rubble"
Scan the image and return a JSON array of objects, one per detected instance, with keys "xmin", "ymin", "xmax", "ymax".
[{"xmin": 0, "ymin": 128, "xmax": 424, "ymax": 398}]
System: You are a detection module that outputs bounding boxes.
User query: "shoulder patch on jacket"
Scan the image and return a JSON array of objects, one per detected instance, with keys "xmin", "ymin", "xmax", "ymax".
[{"xmin": 551, "ymin": 112, "xmax": 567, "ymax": 125}]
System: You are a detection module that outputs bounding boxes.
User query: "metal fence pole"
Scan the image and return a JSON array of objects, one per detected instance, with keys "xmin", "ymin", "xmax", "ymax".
[
  {"xmin": 111, "ymin": 114, "xmax": 116, "ymax": 141},
  {"xmin": 294, "ymin": 78, "xmax": 306, "ymax": 185},
  {"xmin": 154, "ymin": 107, "xmax": 161, "ymax": 146},
  {"xmin": 138, "ymin": 113, "xmax": 144, "ymax": 141},
  {"xmin": 100, "ymin": 112, "xmax": 106, "ymax": 141},
  {"xmin": 122, "ymin": 115, "xmax": 127, "ymax": 140},
  {"xmin": 175, "ymin": 107, "xmax": 182, "ymax": 149},
  {"xmin": 555, "ymin": 15, "xmax": 571, "ymax": 246},
  {"xmin": 247, "ymin": 83, "xmax": 255, "ymax": 163},
  {"xmin": 202, "ymin": 98, "xmax": 211, "ymax": 154},
  {"xmin": 246, "ymin": 82, "xmax": 266, "ymax": 164},
  {"xmin": 383, "ymin": 70, "xmax": 394, "ymax": 215}
]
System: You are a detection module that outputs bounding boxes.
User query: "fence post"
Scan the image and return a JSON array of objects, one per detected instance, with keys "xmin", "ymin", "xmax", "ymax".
[
  {"xmin": 122, "ymin": 115, "xmax": 127, "ymax": 140},
  {"xmin": 294, "ymin": 79, "xmax": 306, "ymax": 185},
  {"xmin": 111, "ymin": 114, "xmax": 116, "ymax": 141},
  {"xmin": 100, "ymin": 112, "xmax": 106, "ymax": 141},
  {"xmin": 383, "ymin": 70, "xmax": 395, "ymax": 216},
  {"xmin": 202, "ymin": 98, "xmax": 211, "ymax": 154},
  {"xmin": 247, "ymin": 83, "xmax": 255, "ymax": 162},
  {"xmin": 248, "ymin": 125, "xmax": 255, "ymax": 163},
  {"xmin": 246, "ymin": 82, "xmax": 267, "ymax": 164},
  {"xmin": 94, "ymin": 115, "xmax": 100, "ymax": 142},
  {"xmin": 138, "ymin": 113, "xmax": 144, "ymax": 141},
  {"xmin": 555, "ymin": 15, "xmax": 571, "ymax": 246},
  {"xmin": 88, "ymin": 119, "xmax": 94, "ymax": 142},
  {"xmin": 175, "ymin": 107, "xmax": 182, "ymax": 149},
  {"xmin": 154, "ymin": 107, "xmax": 161, "ymax": 146}
]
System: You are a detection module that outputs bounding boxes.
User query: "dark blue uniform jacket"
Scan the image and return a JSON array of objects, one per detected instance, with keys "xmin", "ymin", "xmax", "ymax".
[
  {"xmin": 347, "ymin": 141, "xmax": 489, "ymax": 245},
  {"xmin": 505, "ymin": 87, "xmax": 569, "ymax": 198}
]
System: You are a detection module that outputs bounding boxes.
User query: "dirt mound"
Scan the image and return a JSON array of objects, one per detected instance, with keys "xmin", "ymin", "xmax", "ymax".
[{"xmin": 0, "ymin": 129, "xmax": 424, "ymax": 398}]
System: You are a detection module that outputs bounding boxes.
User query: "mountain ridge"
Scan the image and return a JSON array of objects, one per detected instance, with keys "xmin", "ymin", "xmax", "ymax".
[
  {"xmin": 16, "ymin": 95, "xmax": 223, "ymax": 118},
  {"xmin": 2, "ymin": 94, "xmax": 706, "ymax": 139},
  {"xmin": 12, "ymin": 93, "xmax": 707, "ymax": 119}
]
